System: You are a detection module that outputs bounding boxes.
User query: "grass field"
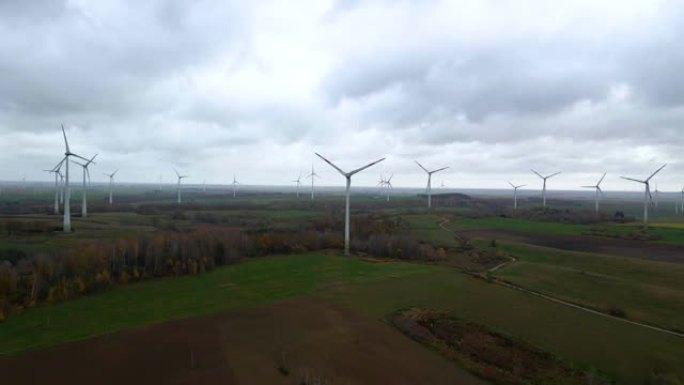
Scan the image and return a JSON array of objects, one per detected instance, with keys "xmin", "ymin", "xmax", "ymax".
[
  {"xmin": 1, "ymin": 253, "xmax": 683, "ymax": 384},
  {"xmin": 494, "ymin": 241, "xmax": 684, "ymax": 331},
  {"xmin": 0, "ymin": 254, "xmax": 434, "ymax": 354}
]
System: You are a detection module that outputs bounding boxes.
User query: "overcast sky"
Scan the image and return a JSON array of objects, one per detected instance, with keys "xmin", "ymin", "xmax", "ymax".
[{"xmin": 1, "ymin": 0, "xmax": 683, "ymax": 190}]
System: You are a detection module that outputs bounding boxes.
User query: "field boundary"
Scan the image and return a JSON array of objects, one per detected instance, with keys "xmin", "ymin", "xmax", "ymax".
[{"xmin": 437, "ymin": 217, "xmax": 684, "ymax": 340}]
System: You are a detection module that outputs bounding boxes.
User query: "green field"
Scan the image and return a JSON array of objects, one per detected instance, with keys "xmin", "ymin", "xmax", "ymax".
[
  {"xmin": 494, "ymin": 241, "xmax": 684, "ymax": 331},
  {"xmin": 0, "ymin": 253, "xmax": 433, "ymax": 354},
  {"xmin": 1, "ymin": 253, "xmax": 683, "ymax": 384}
]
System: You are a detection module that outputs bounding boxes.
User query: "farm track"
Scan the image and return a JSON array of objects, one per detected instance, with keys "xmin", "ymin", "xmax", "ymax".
[{"xmin": 437, "ymin": 218, "xmax": 684, "ymax": 340}]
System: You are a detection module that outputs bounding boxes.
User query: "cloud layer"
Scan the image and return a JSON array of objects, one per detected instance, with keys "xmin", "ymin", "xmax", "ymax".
[{"xmin": 1, "ymin": 0, "xmax": 682, "ymax": 190}]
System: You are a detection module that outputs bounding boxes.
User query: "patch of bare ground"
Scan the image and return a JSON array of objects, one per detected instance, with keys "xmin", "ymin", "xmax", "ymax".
[
  {"xmin": 390, "ymin": 307, "xmax": 612, "ymax": 385},
  {"xmin": 457, "ymin": 229, "xmax": 684, "ymax": 263},
  {"xmin": 0, "ymin": 298, "xmax": 486, "ymax": 385}
]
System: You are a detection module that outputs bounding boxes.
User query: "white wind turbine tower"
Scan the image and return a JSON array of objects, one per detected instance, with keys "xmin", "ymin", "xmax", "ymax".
[
  {"xmin": 173, "ymin": 168, "xmax": 188, "ymax": 204},
  {"xmin": 73, "ymin": 154, "xmax": 97, "ymax": 217},
  {"xmin": 306, "ymin": 164, "xmax": 319, "ymax": 201},
  {"xmin": 103, "ymin": 170, "xmax": 118, "ymax": 205},
  {"xmin": 679, "ymin": 186, "xmax": 684, "ymax": 215},
  {"xmin": 292, "ymin": 173, "xmax": 302, "ymax": 198},
  {"xmin": 508, "ymin": 181, "xmax": 526, "ymax": 210},
  {"xmin": 59, "ymin": 124, "xmax": 89, "ymax": 233},
  {"xmin": 415, "ymin": 161, "xmax": 448, "ymax": 209},
  {"xmin": 231, "ymin": 175, "xmax": 239, "ymax": 198},
  {"xmin": 58, "ymin": 170, "xmax": 65, "ymax": 205},
  {"xmin": 531, "ymin": 169, "xmax": 561, "ymax": 208},
  {"xmin": 621, "ymin": 164, "xmax": 666, "ymax": 225},
  {"xmin": 315, "ymin": 152, "xmax": 385, "ymax": 255},
  {"xmin": 45, "ymin": 159, "xmax": 66, "ymax": 215},
  {"xmin": 581, "ymin": 172, "xmax": 606, "ymax": 215},
  {"xmin": 384, "ymin": 173, "xmax": 394, "ymax": 202}
]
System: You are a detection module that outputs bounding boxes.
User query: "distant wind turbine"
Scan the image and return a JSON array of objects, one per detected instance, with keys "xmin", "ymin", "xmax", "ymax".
[
  {"xmin": 59, "ymin": 124, "xmax": 90, "ymax": 232},
  {"xmin": 581, "ymin": 172, "xmax": 607, "ymax": 215},
  {"xmin": 306, "ymin": 164, "xmax": 319, "ymax": 201},
  {"xmin": 531, "ymin": 169, "xmax": 561, "ymax": 208},
  {"xmin": 680, "ymin": 187, "xmax": 684, "ymax": 215},
  {"xmin": 231, "ymin": 175, "xmax": 239, "ymax": 198},
  {"xmin": 315, "ymin": 152, "xmax": 385, "ymax": 255},
  {"xmin": 73, "ymin": 154, "xmax": 97, "ymax": 217},
  {"xmin": 104, "ymin": 169, "xmax": 118, "ymax": 205},
  {"xmin": 384, "ymin": 173, "xmax": 394, "ymax": 202},
  {"xmin": 173, "ymin": 168, "xmax": 188, "ymax": 204},
  {"xmin": 45, "ymin": 158, "xmax": 66, "ymax": 215},
  {"xmin": 415, "ymin": 161, "xmax": 449, "ymax": 209},
  {"xmin": 292, "ymin": 173, "xmax": 302, "ymax": 198},
  {"xmin": 508, "ymin": 182, "xmax": 526, "ymax": 210},
  {"xmin": 621, "ymin": 164, "xmax": 666, "ymax": 225}
]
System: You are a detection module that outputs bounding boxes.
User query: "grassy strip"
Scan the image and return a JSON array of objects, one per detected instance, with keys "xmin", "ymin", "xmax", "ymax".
[{"xmin": 0, "ymin": 253, "xmax": 434, "ymax": 354}]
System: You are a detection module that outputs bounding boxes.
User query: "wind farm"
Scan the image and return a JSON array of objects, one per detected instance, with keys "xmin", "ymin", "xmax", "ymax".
[{"xmin": 3, "ymin": 2, "xmax": 684, "ymax": 384}]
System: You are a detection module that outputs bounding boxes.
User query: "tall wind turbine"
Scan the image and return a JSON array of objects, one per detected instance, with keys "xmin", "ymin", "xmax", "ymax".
[
  {"xmin": 531, "ymin": 169, "xmax": 561, "ymax": 208},
  {"xmin": 60, "ymin": 124, "xmax": 89, "ymax": 232},
  {"xmin": 173, "ymin": 168, "xmax": 188, "ymax": 204},
  {"xmin": 315, "ymin": 152, "xmax": 385, "ymax": 255},
  {"xmin": 292, "ymin": 173, "xmax": 302, "ymax": 198},
  {"xmin": 508, "ymin": 181, "xmax": 526, "ymax": 210},
  {"xmin": 73, "ymin": 154, "xmax": 97, "ymax": 217},
  {"xmin": 231, "ymin": 175, "xmax": 239, "ymax": 198},
  {"xmin": 104, "ymin": 170, "xmax": 118, "ymax": 205},
  {"xmin": 621, "ymin": 164, "xmax": 666, "ymax": 225},
  {"xmin": 306, "ymin": 164, "xmax": 319, "ymax": 201},
  {"xmin": 581, "ymin": 172, "xmax": 606, "ymax": 215},
  {"xmin": 384, "ymin": 173, "xmax": 394, "ymax": 202},
  {"xmin": 415, "ymin": 161, "xmax": 448, "ymax": 209},
  {"xmin": 45, "ymin": 158, "xmax": 66, "ymax": 215}
]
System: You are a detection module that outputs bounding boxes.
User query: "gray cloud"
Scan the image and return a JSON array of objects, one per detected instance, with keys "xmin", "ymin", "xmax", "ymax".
[{"xmin": 0, "ymin": 0, "xmax": 683, "ymax": 190}]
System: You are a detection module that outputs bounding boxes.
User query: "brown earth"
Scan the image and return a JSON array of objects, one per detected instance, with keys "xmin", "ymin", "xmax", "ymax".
[
  {"xmin": 457, "ymin": 229, "xmax": 684, "ymax": 263},
  {"xmin": 0, "ymin": 297, "xmax": 487, "ymax": 385},
  {"xmin": 391, "ymin": 308, "xmax": 609, "ymax": 385}
]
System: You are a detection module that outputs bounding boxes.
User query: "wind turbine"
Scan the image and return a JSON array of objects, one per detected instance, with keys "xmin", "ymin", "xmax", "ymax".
[
  {"xmin": 45, "ymin": 158, "xmax": 66, "ymax": 215},
  {"xmin": 315, "ymin": 152, "xmax": 385, "ymax": 255},
  {"xmin": 306, "ymin": 164, "xmax": 319, "ymax": 201},
  {"xmin": 385, "ymin": 173, "xmax": 394, "ymax": 202},
  {"xmin": 621, "ymin": 164, "xmax": 666, "ymax": 225},
  {"xmin": 59, "ymin": 124, "xmax": 89, "ymax": 232},
  {"xmin": 415, "ymin": 161, "xmax": 448, "ymax": 209},
  {"xmin": 73, "ymin": 154, "xmax": 97, "ymax": 217},
  {"xmin": 581, "ymin": 172, "xmax": 606, "ymax": 215},
  {"xmin": 654, "ymin": 183, "xmax": 660, "ymax": 208},
  {"xmin": 103, "ymin": 170, "xmax": 118, "ymax": 205},
  {"xmin": 508, "ymin": 181, "xmax": 526, "ymax": 210},
  {"xmin": 173, "ymin": 168, "xmax": 188, "ymax": 204},
  {"xmin": 231, "ymin": 175, "xmax": 239, "ymax": 198},
  {"xmin": 679, "ymin": 186, "xmax": 684, "ymax": 215},
  {"xmin": 292, "ymin": 173, "xmax": 302, "ymax": 198},
  {"xmin": 531, "ymin": 169, "xmax": 561, "ymax": 208}
]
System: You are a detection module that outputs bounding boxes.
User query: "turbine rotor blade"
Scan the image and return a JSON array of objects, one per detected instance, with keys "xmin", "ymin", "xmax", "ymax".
[
  {"xmin": 597, "ymin": 171, "xmax": 607, "ymax": 186},
  {"xmin": 646, "ymin": 163, "xmax": 667, "ymax": 182},
  {"xmin": 531, "ymin": 169, "xmax": 544, "ymax": 179},
  {"xmin": 547, "ymin": 171, "xmax": 561, "ymax": 179},
  {"xmin": 315, "ymin": 152, "xmax": 347, "ymax": 176},
  {"xmin": 61, "ymin": 124, "xmax": 70, "ymax": 153},
  {"xmin": 431, "ymin": 166, "xmax": 449, "ymax": 174},
  {"xmin": 415, "ymin": 161, "xmax": 429, "ymax": 174},
  {"xmin": 621, "ymin": 176, "xmax": 645, "ymax": 183},
  {"xmin": 349, "ymin": 157, "xmax": 386, "ymax": 176}
]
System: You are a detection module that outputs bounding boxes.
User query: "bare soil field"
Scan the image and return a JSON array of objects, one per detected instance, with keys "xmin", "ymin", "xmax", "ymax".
[
  {"xmin": 0, "ymin": 297, "xmax": 485, "ymax": 385},
  {"xmin": 457, "ymin": 229, "xmax": 684, "ymax": 263}
]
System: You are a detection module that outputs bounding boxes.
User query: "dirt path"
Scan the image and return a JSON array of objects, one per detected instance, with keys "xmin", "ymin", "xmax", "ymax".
[
  {"xmin": 0, "ymin": 297, "xmax": 486, "ymax": 385},
  {"xmin": 438, "ymin": 218, "xmax": 684, "ymax": 340}
]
